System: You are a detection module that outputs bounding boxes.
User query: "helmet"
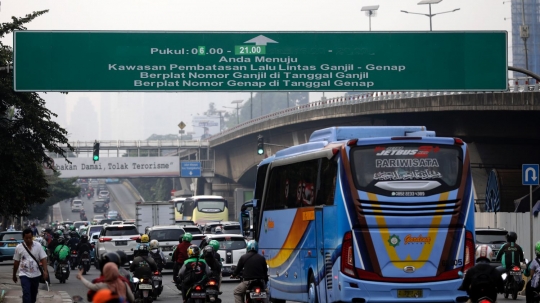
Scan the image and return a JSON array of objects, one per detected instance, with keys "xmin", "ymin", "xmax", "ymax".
[
  {"xmin": 246, "ymin": 240, "xmax": 258, "ymax": 252},
  {"xmin": 84, "ymin": 222, "xmax": 88, "ymax": 226},
  {"xmin": 209, "ymin": 240, "xmax": 220, "ymax": 252},
  {"xmin": 536, "ymin": 241, "xmax": 540, "ymax": 256},
  {"xmin": 215, "ymin": 226, "xmax": 222, "ymax": 233},
  {"xmin": 70, "ymin": 231, "xmax": 78, "ymax": 238},
  {"xmin": 182, "ymin": 233, "xmax": 193, "ymax": 242},
  {"xmin": 116, "ymin": 250, "xmax": 128, "ymax": 265},
  {"xmin": 140, "ymin": 234, "xmax": 150, "ymax": 243},
  {"xmin": 137, "ymin": 244, "xmax": 149, "ymax": 256},
  {"xmin": 100, "ymin": 252, "xmax": 121, "ymax": 270},
  {"xmin": 475, "ymin": 244, "xmax": 493, "ymax": 263},
  {"xmin": 52, "ymin": 232, "xmax": 59, "ymax": 239},
  {"xmin": 58, "ymin": 237, "xmax": 65, "ymax": 245},
  {"xmin": 81, "ymin": 235, "xmax": 88, "ymax": 242},
  {"xmin": 187, "ymin": 244, "xmax": 200, "ymax": 258},
  {"xmin": 70, "ymin": 225, "xmax": 75, "ymax": 231},
  {"xmin": 203, "ymin": 245, "xmax": 214, "ymax": 257},
  {"xmin": 149, "ymin": 239, "xmax": 159, "ymax": 250},
  {"xmin": 507, "ymin": 231, "xmax": 518, "ymax": 243}
]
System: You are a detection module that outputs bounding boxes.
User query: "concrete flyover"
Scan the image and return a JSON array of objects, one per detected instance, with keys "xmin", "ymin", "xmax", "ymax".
[{"xmin": 208, "ymin": 88, "xmax": 540, "ymax": 205}]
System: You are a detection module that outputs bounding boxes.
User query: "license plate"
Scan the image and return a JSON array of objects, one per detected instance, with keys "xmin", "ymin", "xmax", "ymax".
[
  {"xmin": 510, "ymin": 271, "xmax": 521, "ymax": 275},
  {"xmin": 138, "ymin": 284, "xmax": 152, "ymax": 290},
  {"xmin": 7, "ymin": 243, "xmax": 16, "ymax": 247},
  {"xmin": 71, "ymin": 254, "xmax": 78, "ymax": 257},
  {"xmin": 250, "ymin": 292, "xmax": 267, "ymax": 299},
  {"xmin": 82, "ymin": 258, "xmax": 89, "ymax": 262},
  {"xmin": 152, "ymin": 276, "xmax": 162, "ymax": 281},
  {"xmin": 115, "ymin": 241, "xmax": 127, "ymax": 246},
  {"xmin": 191, "ymin": 292, "xmax": 206, "ymax": 298},
  {"xmin": 206, "ymin": 289, "xmax": 218, "ymax": 295},
  {"xmin": 397, "ymin": 290, "xmax": 423, "ymax": 298}
]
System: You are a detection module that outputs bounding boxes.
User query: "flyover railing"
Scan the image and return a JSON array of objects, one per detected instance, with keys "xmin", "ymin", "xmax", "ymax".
[{"xmin": 209, "ymin": 78, "xmax": 540, "ymax": 141}]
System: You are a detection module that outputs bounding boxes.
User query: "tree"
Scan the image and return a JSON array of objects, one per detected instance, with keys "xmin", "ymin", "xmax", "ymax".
[
  {"xmin": 28, "ymin": 172, "xmax": 80, "ymax": 220},
  {"xmin": 0, "ymin": 10, "xmax": 73, "ymax": 217}
]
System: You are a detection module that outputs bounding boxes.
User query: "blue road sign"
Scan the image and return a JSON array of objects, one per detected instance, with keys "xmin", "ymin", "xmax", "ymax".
[
  {"xmin": 522, "ymin": 164, "xmax": 539, "ymax": 186},
  {"xmin": 181, "ymin": 161, "xmax": 201, "ymax": 178}
]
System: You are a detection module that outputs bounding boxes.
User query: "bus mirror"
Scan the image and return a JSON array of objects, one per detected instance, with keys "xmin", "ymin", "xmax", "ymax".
[
  {"xmin": 241, "ymin": 212, "xmax": 250, "ymax": 231},
  {"xmin": 241, "ymin": 201, "xmax": 254, "ymax": 212}
]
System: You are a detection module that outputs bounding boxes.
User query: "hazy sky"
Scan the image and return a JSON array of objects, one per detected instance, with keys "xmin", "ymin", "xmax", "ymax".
[{"xmin": 0, "ymin": 0, "xmax": 512, "ymax": 141}]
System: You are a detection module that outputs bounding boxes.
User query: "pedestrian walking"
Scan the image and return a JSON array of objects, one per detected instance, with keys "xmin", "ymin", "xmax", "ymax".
[{"xmin": 13, "ymin": 228, "xmax": 48, "ymax": 303}]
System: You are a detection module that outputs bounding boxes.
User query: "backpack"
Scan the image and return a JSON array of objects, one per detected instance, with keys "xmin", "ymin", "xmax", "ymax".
[
  {"xmin": 150, "ymin": 251, "xmax": 163, "ymax": 266},
  {"xmin": 182, "ymin": 259, "xmax": 207, "ymax": 286},
  {"xmin": 469, "ymin": 269, "xmax": 498, "ymax": 301}
]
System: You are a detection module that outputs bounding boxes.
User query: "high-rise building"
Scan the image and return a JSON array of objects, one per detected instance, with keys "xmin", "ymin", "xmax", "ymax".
[{"xmin": 511, "ymin": 0, "xmax": 540, "ymax": 75}]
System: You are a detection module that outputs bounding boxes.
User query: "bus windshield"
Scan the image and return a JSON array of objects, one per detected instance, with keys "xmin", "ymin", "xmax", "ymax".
[
  {"xmin": 351, "ymin": 144, "xmax": 462, "ymax": 194},
  {"xmin": 197, "ymin": 200, "xmax": 226, "ymax": 212},
  {"xmin": 175, "ymin": 201, "xmax": 183, "ymax": 212}
]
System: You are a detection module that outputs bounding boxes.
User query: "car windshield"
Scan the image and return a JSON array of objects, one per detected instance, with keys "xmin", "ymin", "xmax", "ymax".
[
  {"xmin": 104, "ymin": 226, "xmax": 139, "ymax": 236},
  {"xmin": 88, "ymin": 226, "xmax": 103, "ymax": 235},
  {"xmin": 183, "ymin": 227, "xmax": 202, "ymax": 235},
  {"xmin": 223, "ymin": 225, "xmax": 241, "ymax": 234},
  {"xmin": 149, "ymin": 229, "xmax": 185, "ymax": 242},
  {"xmin": 73, "ymin": 222, "xmax": 87, "ymax": 229},
  {"xmin": 0, "ymin": 233, "xmax": 22, "ymax": 241},
  {"xmin": 212, "ymin": 237, "xmax": 246, "ymax": 250},
  {"xmin": 73, "ymin": 201, "xmax": 82, "ymax": 205},
  {"xmin": 476, "ymin": 232, "xmax": 508, "ymax": 244},
  {"xmin": 191, "ymin": 236, "xmax": 205, "ymax": 247}
]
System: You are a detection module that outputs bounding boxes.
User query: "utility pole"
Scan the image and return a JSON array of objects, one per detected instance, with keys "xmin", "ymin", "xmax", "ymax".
[{"xmin": 520, "ymin": 0, "xmax": 530, "ymax": 70}]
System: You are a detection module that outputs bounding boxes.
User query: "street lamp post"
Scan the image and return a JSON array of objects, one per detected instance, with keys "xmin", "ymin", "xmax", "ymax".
[
  {"xmin": 361, "ymin": 5, "xmax": 380, "ymax": 31},
  {"xmin": 400, "ymin": 0, "xmax": 460, "ymax": 31},
  {"xmin": 223, "ymin": 99, "xmax": 243, "ymax": 125}
]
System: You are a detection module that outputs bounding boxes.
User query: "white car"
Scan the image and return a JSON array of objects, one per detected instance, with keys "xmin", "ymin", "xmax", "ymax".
[
  {"xmin": 96, "ymin": 224, "xmax": 140, "ymax": 262},
  {"xmin": 204, "ymin": 233, "xmax": 247, "ymax": 280},
  {"xmin": 71, "ymin": 200, "xmax": 84, "ymax": 212},
  {"xmin": 98, "ymin": 190, "xmax": 110, "ymax": 200},
  {"xmin": 147, "ymin": 225, "xmax": 186, "ymax": 269}
]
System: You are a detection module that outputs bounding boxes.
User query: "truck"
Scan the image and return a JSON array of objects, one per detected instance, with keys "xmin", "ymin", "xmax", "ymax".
[{"xmin": 135, "ymin": 201, "xmax": 175, "ymax": 234}]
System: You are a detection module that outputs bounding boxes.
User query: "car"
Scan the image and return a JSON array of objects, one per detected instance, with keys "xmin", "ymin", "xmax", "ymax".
[
  {"xmin": 123, "ymin": 219, "xmax": 136, "ymax": 225},
  {"xmin": 98, "ymin": 191, "xmax": 110, "ymax": 203},
  {"xmin": 96, "ymin": 224, "xmax": 140, "ymax": 263},
  {"xmin": 93, "ymin": 215, "xmax": 106, "ymax": 224},
  {"xmin": 475, "ymin": 227, "xmax": 508, "ymax": 267},
  {"xmin": 99, "ymin": 219, "xmax": 116, "ymax": 225},
  {"xmin": 107, "ymin": 211, "xmax": 120, "ymax": 220},
  {"xmin": 179, "ymin": 225, "xmax": 203, "ymax": 235},
  {"xmin": 147, "ymin": 225, "xmax": 187, "ymax": 269},
  {"xmin": 86, "ymin": 225, "xmax": 104, "ymax": 239},
  {"xmin": 73, "ymin": 221, "xmax": 89, "ymax": 231},
  {"xmin": 93, "ymin": 200, "xmax": 108, "ymax": 213},
  {"xmin": 71, "ymin": 200, "xmax": 84, "ymax": 212},
  {"xmin": 0, "ymin": 231, "xmax": 23, "ymax": 261},
  {"xmin": 204, "ymin": 233, "xmax": 247, "ymax": 280},
  {"xmin": 111, "ymin": 221, "xmax": 124, "ymax": 225},
  {"xmin": 202, "ymin": 221, "xmax": 242, "ymax": 235}
]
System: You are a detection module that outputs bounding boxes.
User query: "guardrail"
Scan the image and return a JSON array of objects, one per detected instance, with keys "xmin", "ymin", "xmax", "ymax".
[{"xmin": 209, "ymin": 79, "xmax": 540, "ymax": 141}]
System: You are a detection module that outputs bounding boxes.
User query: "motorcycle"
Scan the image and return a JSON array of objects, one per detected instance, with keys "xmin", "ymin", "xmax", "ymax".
[
  {"xmin": 503, "ymin": 264, "xmax": 525, "ymax": 300},
  {"xmin": 475, "ymin": 297, "xmax": 495, "ymax": 303},
  {"xmin": 244, "ymin": 278, "xmax": 267, "ymax": 303},
  {"xmin": 55, "ymin": 260, "xmax": 70, "ymax": 283},
  {"xmin": 70, "ymin": 250, "xmax": 78, "ymax": 270},
  {"xmin": 151, "ymin": 271, "xmax": 163, "ymax": 300},
  {"xmin": 86, "ymin": 193, "xmax": 91, "ymax": 200},
  {"xmin": 133, "ymin": 275, "xmax": 154, "ymax": 303},
  {"xmin": 186, "ymin": 282, "xmax": 207, "ymax": 303},
  {"xmin": 205, "ymin": 277, "xmax": 220, "ymax": 303},
  {"xmin": 79, "ymin": 251, "xmax": 91, "ymax": 275}
]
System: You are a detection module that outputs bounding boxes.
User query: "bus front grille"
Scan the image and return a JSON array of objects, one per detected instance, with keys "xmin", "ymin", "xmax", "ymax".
[{"xmin": 357, "ymin": 199, "xmax": 461, "ymax": 216}]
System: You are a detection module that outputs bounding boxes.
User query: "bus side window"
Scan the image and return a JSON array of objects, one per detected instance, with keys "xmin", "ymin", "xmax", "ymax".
[{"xmin": 317, "ymin": 158, "xmax": 337, "ymax": 206}]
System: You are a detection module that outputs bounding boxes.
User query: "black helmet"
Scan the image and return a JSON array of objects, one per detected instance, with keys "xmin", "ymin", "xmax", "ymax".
[
  {"xmin": 52, "ymin": 232, "xmax": 59, "ymax": 239},
  {"xmin": 100, "ymin": 252, "xmax": 121, "ymax": 272},
  {"xmin": 203, "ymin": 245, "xmax": 214, "ymax": 257},
  {"xmin": 80, "ymin": 235, "xmax": 88, "ymax": 243},
  {"xmin": 116, "ymin": 250, "xmax": 128, "ymax": 266},
  {"xmin": 507, "ymin": 231, "xmax": 517, "ymax": 243},
  {"xmin": 57, "ymin": 237, "xmax": 65, "ymax": 245}
]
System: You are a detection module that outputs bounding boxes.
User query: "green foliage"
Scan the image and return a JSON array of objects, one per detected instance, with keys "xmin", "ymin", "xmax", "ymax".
[
  {"xmin": 130, "ymin": 177, "xmax": 173, "ymax": 201},
  {"xmin": 28, "ymin": 172, "xmax": 80, "ymax": 219},
  {"xmin": 0, "ymin": 10, "xmax": 74, "ymax": 217}
]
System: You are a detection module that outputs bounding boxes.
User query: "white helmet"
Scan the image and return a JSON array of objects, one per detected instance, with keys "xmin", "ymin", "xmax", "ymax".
[
  {"xmin": 149, "ymin": 239, "xmax": 159, "ymax": 250},
  {"xmin": 475, "ymin": 244, "xmax": 493, "ymax": 263},
  {"xmin": 215, "ymin": 226, "xmax": 222, "ymax": 233}
]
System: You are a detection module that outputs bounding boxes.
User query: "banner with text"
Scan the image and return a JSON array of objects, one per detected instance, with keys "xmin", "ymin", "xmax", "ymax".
[
  {"xmin": 54, "ymin": 157, "xmax": 180, "ymax": 178},
  {"xmin": 14, "ymin": 31, "xmax": 507, "ymax": 92}
]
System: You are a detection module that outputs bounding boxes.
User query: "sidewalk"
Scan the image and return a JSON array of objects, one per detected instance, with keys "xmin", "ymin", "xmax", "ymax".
[{"xmin": 0, "ymin": 269, "xmax": 72, "ymax": 303}]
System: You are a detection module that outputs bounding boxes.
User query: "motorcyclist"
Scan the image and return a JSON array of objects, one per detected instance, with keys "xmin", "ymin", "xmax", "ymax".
[
  {"xmin": 80, "ymin": 209, "xmax": 87, "ymax": 220},
  {"xmin": 178, "ymin": 245, "xmax": 211, "ymax": 302},
  {"xmin": 202, "ymin": 242, "xmax": 223, "ymax": 291},
  {"xmin": 232, "ymin": 240, "xmax": 269, "ymax": 303},
  {"xmin": 86, "ymin": 252, "xmax": 131, "ymax": 302},
  {"xmin": 47, "ymin": 232, "xmax": 60, "ymax": 261},
  {"xmin": 458, "ymin": 247, "xmax": 504, "ymax": 303},
  {"xmin": 214, "ymin": 226, "xmax": 223, "ymax": 234},
  {"xmin": 75, "ymin": 235, "xmax": 93, "ymax": 265},
  {"xmin": 172, "ymin": 233, "xmax": 192, "ymax": 283},
  {"xmin": 525, "ymin": 241, "xmax": 540, "ymax": 303},
  {"xmin": 67, "ymin": 230, "xmax": 80, "ymax": 250},
  {"xmin": 496, "ymin": 231, "xmax": 525, "ymax": 284},
  {"xmin": 130, "ymin": 244, "xmax": 158, "ymax": 284},
  {"xmin": 134, "ymin": 234, "xmax": 150, "ymax": 258},
  {"xmin": 53, "ymin": 237, "xmax": 71, "ymax": 273},
  {"xmin": 149, "ymin": 239, "xmax": 166, "ymax": 272}
]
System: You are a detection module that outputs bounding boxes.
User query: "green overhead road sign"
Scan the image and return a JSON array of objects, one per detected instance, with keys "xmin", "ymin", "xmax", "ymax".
[{"xmin": 13, "ymin": 31, "xmax": 507, "ymax": 92}]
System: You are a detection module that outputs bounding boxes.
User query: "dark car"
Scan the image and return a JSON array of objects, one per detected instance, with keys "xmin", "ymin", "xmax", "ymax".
[
  {"xmin": 0, "ymin": 231, "xmax": 24, "ymax": 261},
  {"xmin": 475, "ymin": 227, "xmax": 508, "ymax": 267},
  {"xmin": 93, "ymin": 200, "xmax": 108, "ymax": 213}
]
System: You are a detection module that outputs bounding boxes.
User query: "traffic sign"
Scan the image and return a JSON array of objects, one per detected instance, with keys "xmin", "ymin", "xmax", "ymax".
[
  {"xmin": 14, "ymin": 31, "xmax": 507, "ymax": 92},
  {"xmin": 178, "ymin": 121, "xmax": 186, "ymax": 130},
  {"xmin": 181, "ymin": 161, "xmax": 201, "ymax": 177},
  {"xmin": 522, "ymin": 164, "xmax": 539, "ymax": 186}
]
